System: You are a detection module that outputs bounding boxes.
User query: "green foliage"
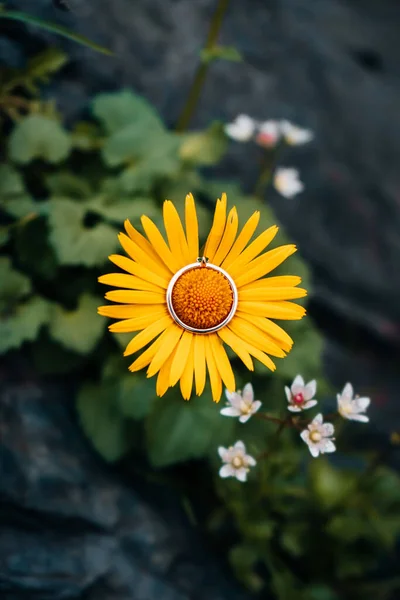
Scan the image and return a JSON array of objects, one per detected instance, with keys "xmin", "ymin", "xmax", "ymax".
[
  {"xmin": 9, "ymin": 115, "xmax": 72, "ymax": 163},
  {"xmin": 201, "ymin": 45, "xmax": 243, "ymax": 64},
  {"xmin": 1, "ymin": 69, "xmax": 398, "ymax": 600},
  {"xmin": 0, "ymin": 9, "xmax": 112, "ymax": 55}
]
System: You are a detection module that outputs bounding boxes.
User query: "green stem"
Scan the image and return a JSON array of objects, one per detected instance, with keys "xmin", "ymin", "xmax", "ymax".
[
  {"xmin": 175, "ymin": 0, "xmax": 231, "ymax": 132},
  {"xmin": 256, "ymin": 415, "xmax": 293, "ymax": 461},
  {"xmin": 253, "ymin": 149, "xmax": 275, "ymax": 198}
]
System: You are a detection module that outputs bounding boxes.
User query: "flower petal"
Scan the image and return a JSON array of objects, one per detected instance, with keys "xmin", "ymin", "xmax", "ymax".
[
  {"xmin": 219, "ymin": 464, "xmax": 235, "ymax": 478},
  {"xmin": 348, "ymin": 414, "xmax": 369, "ymax": 423},
  {"xmin": 141, "ymin": 215, "xmax": 180, "ymax": 273},
  {"xmin": 322, "ymin": 440, "xmax": 336, "ymax": 453},
  {"xmin": 312, "ymin": 413, "xmax": 323, "ymax": 426},
  {"xmin": 235, "ymin": 312, "xmax": 293, "ymax": 352},
  {"xmin": 118, "ymin": 232, "xmax": 170, "ymax": 280},
  {"xmin": 246, "ymin": 455, "xmax": 256, "ymax": 467},
  {"xmin": 341, "ymin": 382, "xmax": 354, "ymax": 400},
  {"xmin": 228, "ymin": 226, "xmax": 279, "ymax": 276},
  {"xmin": 193, "ymin": 334, "xmax": 206, "ymax": 396},
  {"xmin": 309, "ymin": 445, "xmax": 320, "ymax": 458},
  {"xmin": 98, "ymin": 303, "xmax": 156, "ymax": 319},
  {"xmin": 146, "ymin": 322, "xmax": 183, "ymax": 377},
  {"xmin": 303, "ymin": 400, "xmax": 318, "ymax": 410},
  {"xmin": 185, "ymin": 193, "xmax": 199, "ymax": 261},
  {"xmin": 304, "ymin": 379, "xmax": 317, "ymax": 400},
  {"xmin": 123, "ymin": 314, "xmax": 171, "ymax": 357},
  {"xmin": 284, "ymin": 386, "xmax": 292, "ymax": 403},
  {"xmin": 322, "ymin": 423, "xmax": 335, "ymax": 437},
  {"xmin": 124, "ymin": 219, "xmax": 162, "ymax": 264},
  {"xmin": 242, "ymin": 383, "xmax": 254, "ymax": 404},
  {"xmin": 221, "ymin": 210, "xmax": 260, "ymax": 270},
  {"xmin": 238, "ymin": 301, "xmax": 306, "ymax": 320},
  {"xmin": 128, "ymin": 333, "xmax": 165, "ymax": 373},
  {"xmin": 221, "ymin": 407, "xmax": 242, "ymax": 418},
  {"xmin": 163, "ymin": 200, "xmax": 190, "ymax": 266},
  {"xmin": 212, "ymin": 207, "xmax": 239, "ymax": 266},
  {"xmin": 180, "ymin": 339, "xmax": 194, "ymax": 400},
  {"xmin": 108, "ymin": 254, "xmax": 169, "ymax": 288},
  {"xmin": 105, "ymin": 290, "xmax": 166, "ymax": 304},
  {"xmin": 209, "ymin": 333, "xmax": 235, "ymax": 393},
  {"xmin": 291, "ymin": 375, "xmax": 305, "ymax": 394},
  {"xmin": 234, "ymin": 245, "xmax": 298, "ymax": 287},
  {"xmin": 234, "ymin": 441, "xmax": 245, "ymax": 451},
  {"xmin": 205, "ymin": 335, "xmax": 222, "ymax": 402},
  {"xmin": 109, "ymin": 308, "xmax": 168, "ymax": 333},
  {"xmin": 217, "ymin": 327, "xmax": 254, "ymax": 371},
  {"xmin": 235, "ymin": 468, "xmax": 248, "ymax": 482},
  {"xmin": 169, "ymin": 330, "xmax": 193, "ymax": 386},
  {"xmin": 239, "ymin": 414, "xmax": 252, "ymax": 423},
  {"xmin": 218, "ymin": 446, "xmax": 228, "ymax": 459},
  {"xmin": 156, "ymin": 345, "xmax": 177, "ymax": 397},
  {"xmin": 230, "ymin": 317, "xmax": 286, "ymax": 357},
  {"xmin": 251, "ymin": 400, "xmax": 262, "ymax": 414},
  {"xmin": 203, "ymin": 194, "xmax": 227, "ymax": 262},
  {"xmin": 238, "ymin": 286, "xmax": 307, "ymax": 302},
  {"xmin": 99, "ymin": 272, "xmax": 164, "ymax": 293},
  {"xmin": 355, "ymin": 397, "xmax": 370, "ymax": 410}
]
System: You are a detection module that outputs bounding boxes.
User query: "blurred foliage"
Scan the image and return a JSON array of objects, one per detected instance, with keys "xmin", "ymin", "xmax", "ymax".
[{"xmin": 0, "ymin": 51, "xmax": 399, "ymax": 600}]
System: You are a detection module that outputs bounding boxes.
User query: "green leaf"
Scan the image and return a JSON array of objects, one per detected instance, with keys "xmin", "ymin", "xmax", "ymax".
[
  {"xmin": 0, "ymin": 227, "xmax": 9, "ymax": 247},
  {"xmin": 309, "ymin": 459, "xmax": 353, "ymax": 510},
  {"xmin": 117, "ymin": 375, "xmax": 156, "ymax": 420},
  {"xmin": 9, "ymin": 115, "xmax": 72, "ymax": 164},
  {"xmin": 89, "ymin": 194, "xmax": 159, "ymax": 224},
  {"xmin": 179, "ymin": 122, "xmax": 228, "ymax": 166},
  {"xmin": 0, "ymin": 10, "xmax": 113, "ymax": 55},
  {"xmin": 45, "ymin": 172, "xmax": 93, "ymax": 199},
  {"xmin": 15, "ymin": 216, "xmax": 58, "ymax": 280},
  {"xmin": 0, "ymin": 260, "xmax": 49, "ymax": 351},
  {"xmin": 92, "ymin": 90, "xmax": 164, "ymax": 135},
  {"xmin": 48, "ymin": 198, "xmax": 118, "ymax": 266},
  {"xmin": 77, "ymin": 383, "xmax": 132, "ymax": 462},
  {"xmin": 146, "ymin": 391, "xmax": 233, "ymax": 467},
  {"xmin": 48, "ymin": 293, "xmax": 105, "ymax": 354},
  {"xmin": 32, "ymin": 335, "xmax": 85, "ymax": 375},
  {"xmin": 103, "ymin": 126, "xmax": 179, "ymax": 169},
  {"xmin": 201, "ymin": 45, "xmax": 243, "ymax": 64},
  {"xmin": 0, "ymin": 256, "xmax": 31, "ymax": 304},
  {"xmin": 0, "ymin": 163, "xmax": 25, "ymax": 195}
]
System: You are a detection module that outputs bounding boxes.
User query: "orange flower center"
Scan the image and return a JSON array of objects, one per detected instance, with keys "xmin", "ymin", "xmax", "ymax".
[{"xmin": 171, "ymin": 267, "xmax": 234, "ymax": 330}]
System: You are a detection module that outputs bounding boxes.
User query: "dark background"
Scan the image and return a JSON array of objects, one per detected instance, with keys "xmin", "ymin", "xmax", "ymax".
[{"xmin": 1, "ymin": 1, "xmax": 399, "ymax": 598}]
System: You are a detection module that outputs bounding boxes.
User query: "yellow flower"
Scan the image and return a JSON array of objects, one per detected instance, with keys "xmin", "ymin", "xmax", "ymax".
[{"xmin": 98, "ymin": 193, "xmax": 306, "ymax": 402}]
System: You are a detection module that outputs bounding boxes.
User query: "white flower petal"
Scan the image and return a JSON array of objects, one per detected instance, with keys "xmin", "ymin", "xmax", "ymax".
[
  {"xmin": 255, "ymin": 120, "xmax": 280, "ymax": 147},
  {"xmin": 246, "ymin": 455, "xmax": 257, "ymax": 467},
  {"xmin": 355, "ymin": 396, "xmax": 370, "ymax": 410},
  {"xmin": 220, "ymin": 407, "xmax": 241, "ymax": 418},
  {"xmin": 219, "ymin": 464, "xmax": 235, "ymax": 478},
  {"xmin": 251, "ymin": 400, "xmax": 262, "ymax": 414},
  {"xmin": 322, "ymin": 422, "xmax": 335, "ymax": 437},
  {"xmin": 341, "ymin": 382, "xmax": 354, "ymax": 400},
  {"xmin": 280, "ymin": 120, "xmax": 314, "ymax": 145},
  {"xmin": 322, "ymin": 440, "xmax": 336, "ymax": 454},
  {"xmin": 288, "ymin": 405, "xmax": 302, "ymax": 412},
  {"xmin": 225, "ymin": 389, "xmax": 236, "ymax": 402},
  {"xmin": 291, "ymin": 374, "xmax": 305, "ymax": 394},
  {"xmin": 273, "ymin": 168, "xmax": 304, "ymax": 199},
  {"xmin": 242, "ymin": 382, "xmax": 254, "ymax": 404},
  {"xmin": 228, "ymin": 392, "xmax": 243, "ymax": 410},
  {"xmin": 224, "ymin": 114, "xmax": 256, "ymax": 142},
  {"xmin": 239, "ymin": 413, "xmax": 252, "ymax": 424},
  {"xmin": 218, "ymin": 446, "xmax": 228, "ymax": 460},
  {"xmin": 235, "ymin": 468, "xmax": 248, "ymax": 482},
  {"xmin": 313, "ymin": 413, "xmax": 323, "ymax": 425},
  {"xmin": 348, "ymin": 414, "xmax": 369, "ymax": 423},
  {"xmin": 300, "ymin": 430, "xmax": 310, "ymax": 443},
  {"xmin": 234, "ymin": 441, "xmax": 245, "ymax": 452},
  {"xmin": 309, "ymin": 445, "xmax": 320, "ymax": 458},
  {"xmin": 303, "ymin": 399, "xmax": 318, "ymax": 410},
  {"xmin": 304, "ymin": 379, "xmax": 317, "ymax": 400},
  {"xmin": 284, "ymin": 386, "xmax": 292, "ymax": 403}
]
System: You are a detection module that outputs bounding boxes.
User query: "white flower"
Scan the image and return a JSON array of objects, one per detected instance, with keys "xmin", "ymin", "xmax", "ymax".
[
  {"xmin": 224, "ymin": 114, "xmax": 256, "ymax": 142},
  {"xmin": 285, "ymin": 375, "xmax": 317, "ymax": 412},
  {"xmin": 337, "ymin": 383, "xmax": 370, "ymax": 423},
  {"xmin": 273, "ymin": 167, "xmax": 304, "ymax": 198},
  {"xmin": 300, "ymin": 414, "xmax": 336, "ymax": 458},
  {"xmin": 255, "ymin": 120, "xmax": 280, "ymax": 148},
  {"xmin": 218, "ymin": 441, "xmax": 256, "ymax": 482},
  {"xmin": 280, "ymin": 120, "xmax": 314, "ymax": 145},
  {"xmin": 220, "ymin": 383, "xmax": 262, "ymax": 423}
]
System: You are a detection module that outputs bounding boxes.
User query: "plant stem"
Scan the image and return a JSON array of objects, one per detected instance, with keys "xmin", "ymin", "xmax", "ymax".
[
  {"xmin": 256, "ymin": 416, "xmax": 292, "ymax": 461},
  {"xmin": 175, "ymin": 0, "xmax": 231, "ymax": 132},
  {"xmin": 253, "ymin": 149, "xmax": 275, "ymax": 198}
]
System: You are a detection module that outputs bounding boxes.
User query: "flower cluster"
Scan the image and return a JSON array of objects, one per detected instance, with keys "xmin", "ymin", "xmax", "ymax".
[
  {"xmin": 224, "ymin": 115, "xmax": 313, "ymax": 199},
  {"xmin": 218, "ymin": 378, "xmax": 371, "ymax": 480}
]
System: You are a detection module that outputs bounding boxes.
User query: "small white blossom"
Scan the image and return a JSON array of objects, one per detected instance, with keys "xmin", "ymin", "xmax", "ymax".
[
  {"xmin": 218, "ymin": 441, "xmax": 256, "ymax": 482},
  {"xmin": 337, "ymin": 383, "xmax": 370, "ymax": 423},
  {"xmin": 255, "ymin": 120, "xmax": 280, "ymax": 148},
  {"xmin": 285, "ymin": 375, "xmax": 317, "ymax": 412},
  {"xmin": 280, "ymin": 120, "xmax": 314, "ymax": 145},
  {"xmin": 273, "ymin": 167, "xmax": 304, "ymax": 198},
  {"xmin": 224, "ymin": 114, "xmax": 256, "ymax": 142},
  {"xmin": 300, "ymin": 414, "xmax": 336, "ymax": 458},
  {"xmin": 220, "ymin": 383, "xmax": 262, "ymax": 423}
]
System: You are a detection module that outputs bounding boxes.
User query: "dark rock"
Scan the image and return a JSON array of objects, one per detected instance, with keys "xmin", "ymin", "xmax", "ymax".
[{"xmin": 0, "ymin": 367, "xmax": 247, "ymax": 600}]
